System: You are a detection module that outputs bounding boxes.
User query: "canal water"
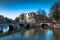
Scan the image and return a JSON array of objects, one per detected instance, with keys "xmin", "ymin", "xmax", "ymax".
[{"xmin": 0, "ymin": 28, "xmax": 60, "ymax": 40}]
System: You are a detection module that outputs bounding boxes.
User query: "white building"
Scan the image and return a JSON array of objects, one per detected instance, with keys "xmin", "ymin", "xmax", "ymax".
[
  {"xmin": 19, "ymin": 12, "xmax": 36, "ymax": 23},
  {"xmin": 24, "ymin": 13, "xmax": 29, "ymax": 22}
]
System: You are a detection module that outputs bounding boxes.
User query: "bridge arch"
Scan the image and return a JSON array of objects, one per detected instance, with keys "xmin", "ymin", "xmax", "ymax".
[
  {"xmin": 41, "ymin": 23, "xmax": 48, "ymax": 28},
  {"xmin": 8, "ymin": 25, "xmax": 14, "ymax": 31}
]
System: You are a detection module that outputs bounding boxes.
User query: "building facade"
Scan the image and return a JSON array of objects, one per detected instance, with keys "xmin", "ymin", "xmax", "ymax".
[
  {"xmin": 19, "ymin": 12, "xmax": 48, "ymax": 23},
  {"xmin": 19, "ymin": 12, "xmax": 36, "ymax": 23}
]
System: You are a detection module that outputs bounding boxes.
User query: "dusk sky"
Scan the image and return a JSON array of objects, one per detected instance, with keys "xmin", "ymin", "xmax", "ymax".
[{"xmin": 0, "ymin": 0, "xmax": 60, "ymax": 20}]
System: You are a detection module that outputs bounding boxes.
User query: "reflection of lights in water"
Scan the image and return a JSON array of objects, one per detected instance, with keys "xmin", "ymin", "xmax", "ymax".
[
  {"xmin": 24, "ymin": 29, "xmax": 35, "ymax": 37},
  {"xmin": 45, "ymin": 29, "xmax": 53, "ymax": 40},
  {"xmin": 3, "ymin": 26, "xmax": 9, "ymax": 33}
]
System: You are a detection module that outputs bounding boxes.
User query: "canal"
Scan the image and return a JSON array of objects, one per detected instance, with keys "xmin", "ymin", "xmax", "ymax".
[{"xmin": 0, "ymin": 28, "xmax": 60, "ymax": 40}]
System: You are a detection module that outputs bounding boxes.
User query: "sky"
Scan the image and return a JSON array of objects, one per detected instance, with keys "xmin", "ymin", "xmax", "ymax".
[{"xmin": 0, "ymin": 0, "xmax": 60, "ymax": 20}]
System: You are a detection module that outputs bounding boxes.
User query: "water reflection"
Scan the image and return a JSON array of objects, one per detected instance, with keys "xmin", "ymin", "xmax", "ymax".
[
  {"xmin": 0, "ymin": 28, "xmax": 60, "ymax": 40},
  {"xmin": 35, "ymin": 29, "xmax": 54, "ymax": 40},
  {"xmin": 45, "ymin": 29, "xmax": 53, "ymax": 40},
  {"xmin": 21, "ymin": 29, "xmax": 54, "ymax": 40},
  {"xmin": 24, "ymin": 29, "xmax": 35, "ymax": 37},
  {"xmin": 53, "ymin": 29, "xmax": 60, "ymax": 40}
]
